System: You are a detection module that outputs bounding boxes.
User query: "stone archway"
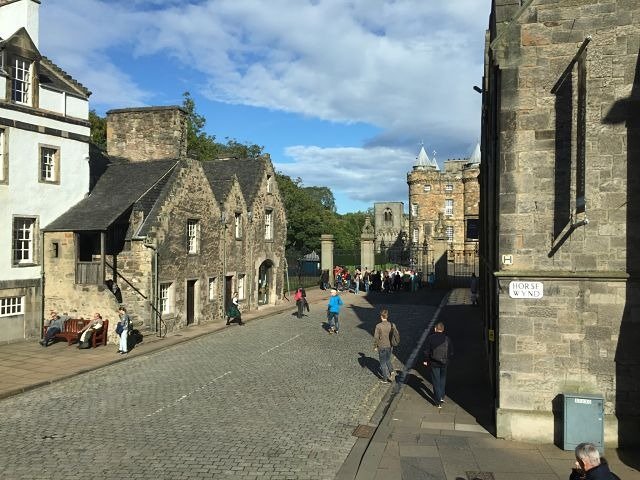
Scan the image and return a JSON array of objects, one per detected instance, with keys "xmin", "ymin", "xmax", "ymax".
[{"xmin": 257, "ymin": 260, "xmax": 274, "ymax": 306}]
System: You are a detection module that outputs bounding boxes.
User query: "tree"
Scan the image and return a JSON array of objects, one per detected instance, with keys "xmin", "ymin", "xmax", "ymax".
[
  {"xmin": 303, "ymin": 186, "xmax": 336, "ymax": 212},
  {"xmin": 89, "ymin": 109, "xmax": 107, "ymax": 150},
  {"xmin": 182, "ymin": 91, "xmax": 264, "ymax": 160}
]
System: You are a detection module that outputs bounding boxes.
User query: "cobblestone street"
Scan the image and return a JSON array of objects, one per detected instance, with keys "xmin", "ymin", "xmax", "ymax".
[{"xmin": 0, "ymin": 291, "xmax": 440, "ymax": 480}]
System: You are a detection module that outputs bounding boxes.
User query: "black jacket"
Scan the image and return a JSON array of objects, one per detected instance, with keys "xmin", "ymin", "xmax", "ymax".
[
  {"xmin": 570, "ymin": 463, "xmax": 619, "ymax": 480},
  {"xmin": 424, "ymin": 332, "xmax": 453, "ymax": 367}
]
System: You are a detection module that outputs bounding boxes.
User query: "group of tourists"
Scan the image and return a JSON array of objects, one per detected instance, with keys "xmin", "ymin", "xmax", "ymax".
[
  {"xmin": 321, "ymin": 266, "xmax": 424, "ymax": 294},
  {"xmin": 40, "ymin": 306, "xmax": 138, "ymax": 355}
]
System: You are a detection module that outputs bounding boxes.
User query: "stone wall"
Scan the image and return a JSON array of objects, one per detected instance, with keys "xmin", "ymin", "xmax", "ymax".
[
  {"xmin": 106, "ymin": 106, "xmax": 187, "ymax": 162},
  {"xmin": 483, "ymin": 0, "xmax": 640, "ymax": 446}
]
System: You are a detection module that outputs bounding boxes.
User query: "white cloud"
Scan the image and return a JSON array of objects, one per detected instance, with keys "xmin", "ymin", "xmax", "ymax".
[
  {"xmin": 38, "ymin": 0, "xmax": 488, "ymax": 209},
  {"xmin": 276, "ymin": 145, "xmax": 415, "ymax": 206}
]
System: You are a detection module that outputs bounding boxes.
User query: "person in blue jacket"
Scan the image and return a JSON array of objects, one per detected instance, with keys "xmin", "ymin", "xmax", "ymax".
[{"xmin": 327, "ymin": 289, "xmax": 344, "ymax": 334}]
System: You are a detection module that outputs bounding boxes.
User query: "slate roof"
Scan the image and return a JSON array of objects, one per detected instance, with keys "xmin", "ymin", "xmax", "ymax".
[
  {"xmin": 39, "ymin": 56, "xmax": 91, "ymax": 98},
  {"xmin": 201, "ymin": 157, "xmax": 265, "ymax": 206},
  {"xmin": 44, "ymin": 159, "xmax": 180, "ymax": 232}
]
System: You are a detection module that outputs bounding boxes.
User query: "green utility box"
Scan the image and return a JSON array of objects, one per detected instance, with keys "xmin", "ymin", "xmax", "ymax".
[{"xmin": 563, "ymin": 393, "xmax": 604, "ymax": 454}]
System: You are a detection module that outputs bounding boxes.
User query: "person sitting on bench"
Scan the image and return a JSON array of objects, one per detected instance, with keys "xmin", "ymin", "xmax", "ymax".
[
  {"xmin": 77, "ymin": 312, "xmax": 104, "ymax": 348},
  {"xmin": 40, "ymin": 311, "xmax": 69, "ymax": 347}
]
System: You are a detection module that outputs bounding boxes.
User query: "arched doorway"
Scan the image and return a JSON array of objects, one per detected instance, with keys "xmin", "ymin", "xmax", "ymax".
[{"xmin": 257, "ymin": 260, "xmax": 273, "ymax": 306}]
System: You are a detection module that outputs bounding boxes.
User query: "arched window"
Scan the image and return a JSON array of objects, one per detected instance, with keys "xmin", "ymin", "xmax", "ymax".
[{"xmin": 384, "ymin": 209, "xmax": 393, "ymax": 224}]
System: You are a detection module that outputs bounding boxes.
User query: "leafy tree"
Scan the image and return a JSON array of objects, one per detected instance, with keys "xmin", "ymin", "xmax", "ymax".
[
  {"xmin": 89, "ymin": 109, "xmax": 107, "ymax": 150},
  {"xmin": 303, "ymin": 186, "xmax": 336, "ymax": 213},
  {"xmin": 182, "ymin": 91, "xmax": 263, "ymax": 160}
]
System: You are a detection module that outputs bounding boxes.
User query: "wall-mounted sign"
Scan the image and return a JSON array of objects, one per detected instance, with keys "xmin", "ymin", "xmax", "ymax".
[
  {"xmin": 502, "ymin": 254, "xmax": 513, "ymax": 265},
  {"xmin": 509, "ymin": 281, "xmax": 543, "ymax": 299},
  {"xmin": 488, "ymin": 329, "xmax": 495, "ymax": 342}
]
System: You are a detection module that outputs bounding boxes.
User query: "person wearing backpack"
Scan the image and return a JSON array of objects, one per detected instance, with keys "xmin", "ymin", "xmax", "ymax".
[
  {"xmin": 373, "ymin": 309, "xmax": 400, "ymax": 383},
  {"xmin": 423, "ymin": 322, "xmax": 453, "ymax": 408}
]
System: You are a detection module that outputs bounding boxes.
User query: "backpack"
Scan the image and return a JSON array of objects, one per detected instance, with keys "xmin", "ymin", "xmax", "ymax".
[
  {"xmin": 390, "ymin": 323, "xmax": 400, "ymax": 347},
  {"xmin": 294, "ymin": 290, "xmax": 302, "ymax": 301},
  {"xmin": 431, "ymin": 337, "xmax": 449, "ymax": 364}
]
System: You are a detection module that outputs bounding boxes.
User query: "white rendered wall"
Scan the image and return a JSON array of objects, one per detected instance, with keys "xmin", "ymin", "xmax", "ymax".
[
  {"xmin": 0, "ymin": 0, "xmax": 39, "ymax": 48},
  {"xmin": 66, "ymin": 94, "xmax": 89, "ymax": 120},
  {"xmin": 0, "ymin": 111, "xmax": 89, "ymax": 282},
  {"xmin": 38, "ymin": 86, "xmax": 60, "ymax": 114}
]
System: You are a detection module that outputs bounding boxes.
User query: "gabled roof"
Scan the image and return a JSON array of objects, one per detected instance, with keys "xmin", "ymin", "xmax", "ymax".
[
  {"xmin": 39, "ymin": 56, "xmax": 91, "ymax": 98},
  {"xmin": 201, "ymin": 157, "xmax": 266, "ymax": 206},
  {"xmin": 44, "ymin": 159, "xmax": 179, "ymax": 232},
  {"xmin": 0, "ymin": 27, "xmax": 90, "ymax": 98}
]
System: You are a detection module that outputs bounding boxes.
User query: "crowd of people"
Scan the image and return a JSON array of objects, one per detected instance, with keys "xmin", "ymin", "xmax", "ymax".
[{"xmin": 321, "ymin": 265, "xmax": 425, "ymax": 294}]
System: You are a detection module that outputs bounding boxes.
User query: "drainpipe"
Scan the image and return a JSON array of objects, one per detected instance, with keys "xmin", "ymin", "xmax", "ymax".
[
  {"xmin": 143, "ymin": 241, "xmax": 159, "ymax": 336},
  {"xmin": 40, "ymin": 230, "xmax": 46, "ymax": 340},
  {"xmin": 220, "ymin": 201, "xmax": 227, "ymax": 319}
]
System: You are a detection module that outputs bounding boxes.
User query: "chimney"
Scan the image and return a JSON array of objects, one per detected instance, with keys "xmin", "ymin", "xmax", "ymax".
[
  {"xmin": 0, "ymin": 0, "xmax": 40, "ymax": 48},
  {"xmin": 106, "ymin": 106, "xmax": 188, "ymax": 162}
]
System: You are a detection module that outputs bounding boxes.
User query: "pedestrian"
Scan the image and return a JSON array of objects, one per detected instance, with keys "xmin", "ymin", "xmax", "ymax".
[
  {"xmin": 373, "ymin": 309, "xmax": 399, "ymax": 383},
  {"xmin": 354, "ymin": 271, "xmax": 361, "ymax": 294},
  {"xmin": 294, "ymin": 286, "xmax": 306, "ymax": 318},
  {"xmin": 117, "ymin": 307, "xmax": 131, "ymax": 354},
  {"xmin": 363, "ymin": 268, "xmax": 371, "ymax": 294},
  {"xmin": 327, "ymin": 289, "xmax": 343, "ymax": 334},
  {"xmin": 226, "ymin": 292, "xmax": 244, "ymax": 325},
  {"xmin": 470, "ymin": 272, "xmax": 479, "ymax": 306},
  {"xmin": 320, "ymin": 270, "xmax": 329, "ymax": 290},
  {"xmin": 40, "ymin": 311, "xmax": 70, "ymax": 347},
  {"xmin": 570, "ymin": 442, "xmax": 620, "ymax": 479},
  {"xmin": 423, "ymin": 322, "xmax": 453, "ymax": 408}
]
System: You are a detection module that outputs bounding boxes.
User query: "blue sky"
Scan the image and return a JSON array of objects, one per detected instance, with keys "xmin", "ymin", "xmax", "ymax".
[{"xmin": 41, "ymin": 0, "xmax": 489, "ymax": 213}]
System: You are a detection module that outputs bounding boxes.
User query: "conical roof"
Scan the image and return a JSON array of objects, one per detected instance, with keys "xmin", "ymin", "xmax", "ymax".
[{"xmin": 469, "ymin": 142, "xmax": 481, "ymax": 164}]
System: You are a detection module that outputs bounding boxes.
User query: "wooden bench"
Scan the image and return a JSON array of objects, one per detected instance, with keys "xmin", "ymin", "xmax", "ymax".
[{"xmin": 43, "ymin": 319, "xmax": 109, "ymax": 348}]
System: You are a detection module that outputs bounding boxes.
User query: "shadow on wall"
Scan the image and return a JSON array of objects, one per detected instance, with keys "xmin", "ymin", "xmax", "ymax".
[{"xmin": 604, "ymin": 49, "xmax": 640, "ymax": 463}]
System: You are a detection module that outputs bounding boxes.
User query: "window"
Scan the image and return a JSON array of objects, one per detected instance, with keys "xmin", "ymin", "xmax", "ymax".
[
  {"xmin": 39, "ymin": 146, "xmax": 59, "ymax": 183},
  {"xmin": 264, "ymin": 210, "xmax": 273, "ymax": 240},
  {"xmin": 445, "ymin": 184, "xmax": 453, "ymax": 193},
  {"xmin": 412, "ymin": 228, "xmax": 419, "ymax": 243},
  {"xmin": 411, "ymin": 203, "xmax": 418, "ymax": 217},
  {"xmin": 266, "ymin": 174, "xmax": 273, "ymax": 193},
  {"xmin": 13, "ymin": 217, "xmax": 36, "ymax": 265},
  {"xmin": 51, "ymin": 242, "xmax": 59, "ymax": 258},
  {"xmin": 384, "ymin": 208, "xmax": 393, "ymax": 224},
  {"xmin": 444, "ymin": 199, "xmax": 454, "ymax": 216},
  {"xmin": 238, "ymin": 274, "xmax": 245, "ymax": 300},
  {"xmin": 187, "ymin": 219, "xmax": 200, "ymax": 254},
  {"xmin": 445, "ymin": 226, "xmax": 454, "ymax": 242},
  {"xmin": 466, "ymin": 219, "xmax": 479, "ymax": 240},
  {"xmin": 0, "ymin": 129, "xmax": 6, "ymax": 183},
  {"xmin": 423, "ymin": 184, "xmax": 431, "ymax": 192},
  {"xmin": 160, "ymin": 283, "xmax": 174, "ymax": 314},
  {"xmin": 11, "ymin": 57, "xmax": 30, "ymax": 105},
  {"xmin": 0, "ymin": 296, "xmax": 24, "ymax": 317},
  {"xmin": 208, "ymin": 277, "xmax": 217, "ymax": 301},
  {"xmin": 234, "ymin": 213, "xmax": 242, "ymax": 239}
]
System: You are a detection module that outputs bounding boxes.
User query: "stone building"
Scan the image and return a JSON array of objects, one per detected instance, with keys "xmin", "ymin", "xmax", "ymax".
[
  {"xmin": 373, "ymin": 202, "xmax": 408, "ymax": 253},
  {"xmin": 480, "ymin": 0, "xmax": 639, "ymax": 447},
  {"xmin": 42, "ymin": 106, "xmax": 286, "ymax": 342},
  {"xmin": 407, "ymin": 144, "xmax": 480, "ymax": 276},
  {"xmin": 0, "ymin": 0, "xmax": 91, "ymax": 343}
]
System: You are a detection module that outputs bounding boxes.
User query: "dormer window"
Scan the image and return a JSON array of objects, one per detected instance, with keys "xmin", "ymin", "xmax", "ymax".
[{"xmin": 11, "ymin": 56, "xmax": 31, "ymax": 105}]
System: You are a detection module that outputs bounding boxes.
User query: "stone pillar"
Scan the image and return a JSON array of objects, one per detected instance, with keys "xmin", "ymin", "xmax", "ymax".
[
  {"xmin": 320, "ymin": 234, "xmax": 335, "ymax": 285},
  {"xmin": 360, "ymin": 216, "xmax": 375, "ymax": 270}
]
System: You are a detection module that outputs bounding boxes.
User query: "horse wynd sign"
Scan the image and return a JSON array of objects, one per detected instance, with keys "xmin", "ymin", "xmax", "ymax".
[{"xmin": 509, "ymin": 281, "xmax": 544, "ymax": 299}]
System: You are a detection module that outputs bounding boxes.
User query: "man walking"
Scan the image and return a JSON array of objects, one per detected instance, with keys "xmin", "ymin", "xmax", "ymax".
[
  {"xmin": 373, "ymin": 309, "xmax": 399, "ymax": 383},
  {"xmin": 423, "ymin": 322, "xmax": 453, "ymax": 408},
  {"xmin": 570, "ymin": 442, "xmax": 619, "ymax": 479},
  {"xmin": 470, "ymin": 272, "xmax": 479, "ymax": 306},
  {"xmin": 327, "ymin": 289, "xmax": 343, "ymax": 334}
]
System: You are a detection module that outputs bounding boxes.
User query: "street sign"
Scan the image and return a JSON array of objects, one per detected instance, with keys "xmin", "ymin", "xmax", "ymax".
[{"xmin": 508, "ymin": 281, "xmax": 543, "ymax": 299}]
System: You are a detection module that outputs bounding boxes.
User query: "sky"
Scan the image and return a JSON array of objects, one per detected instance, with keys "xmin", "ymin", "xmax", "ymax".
[{"xmin": 41, "ymin": 0, "xmax": 490, "ymax": 213}]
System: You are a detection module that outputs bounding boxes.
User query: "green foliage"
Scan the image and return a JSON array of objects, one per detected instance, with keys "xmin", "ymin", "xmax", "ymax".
[
  {"xmin": 89, "ymin": 109, "xmax": 107, "ymax": 150},
  {"xmin": 303, "ymin": 186, "xmax": 336, "ymax": 213},
  {"xmin": 276, "ymin": 172, "xmax": 370, "ymax": 254},
  {"xmin": 182, "ymin": 92, "xmax": 264, "ymax": 160}
]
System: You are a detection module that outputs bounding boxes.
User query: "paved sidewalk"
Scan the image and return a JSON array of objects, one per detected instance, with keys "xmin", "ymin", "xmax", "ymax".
[
  {"xmin": 0, "ymin": 286, "xmax": 329, "ymax": 400},
  {"xmin": 337, "ymin": 289, "xmax": 640, "ymax": 480}
]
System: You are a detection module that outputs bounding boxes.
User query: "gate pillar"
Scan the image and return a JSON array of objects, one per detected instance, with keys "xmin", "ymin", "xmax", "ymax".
[
  {"xmin": 360, "ymin": 216, "xmax": 375, "ymax": 271},
  {"xmin": 320, "ymin": 234, "xmax": 335, "ymax": 285}
]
